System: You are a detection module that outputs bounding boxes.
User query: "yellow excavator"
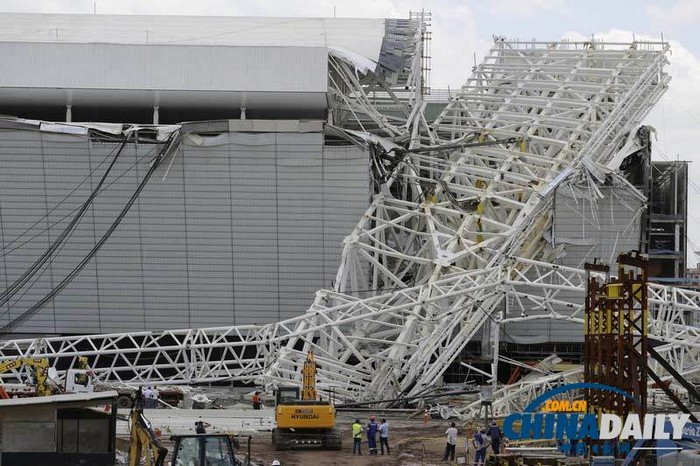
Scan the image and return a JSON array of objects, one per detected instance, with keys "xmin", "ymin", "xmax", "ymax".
[
  {"xmin": 0, "ymin": 356, "xmax": 55, "ymax": 397},
  {"xmin": 272, "ymin": 351, "xmax": 342, "ymax": 450}
]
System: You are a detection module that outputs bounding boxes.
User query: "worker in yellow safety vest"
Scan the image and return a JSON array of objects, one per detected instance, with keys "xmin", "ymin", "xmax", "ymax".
[{"xmin": 352, "ymin": 419, "xmax": 363, "ymax": 455}]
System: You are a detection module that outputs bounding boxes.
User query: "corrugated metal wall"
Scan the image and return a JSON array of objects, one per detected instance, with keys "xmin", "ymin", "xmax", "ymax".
[
  {"xmin": 0, "ymin": 128, "xmax": 369, "ymax": 334},
  {"xmin": 501, "ymin": 183, "xmax": 644, "ymax": 343}
]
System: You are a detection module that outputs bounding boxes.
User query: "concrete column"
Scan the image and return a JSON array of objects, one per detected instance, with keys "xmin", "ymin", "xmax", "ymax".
[
  {"xmin": 153, "ymin": 106, "xmax": 160, "ymax": 125},
  {"xmin": 65, "ymin": 105, "xmax": 72, "ymax": 123},
  {"xmin": 240, "ymin": 107, "xmax": 246, "ymax": 120}
]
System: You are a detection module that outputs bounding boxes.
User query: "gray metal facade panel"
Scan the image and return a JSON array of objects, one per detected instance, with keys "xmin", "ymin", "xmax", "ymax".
[
  {"xmin": 553, "ymin": 186, "xmax": 642, "ymax": 270},
  {"xmin": 229, "ymin": 134, "xmax": 280, "ymax": 325},
  {"xmin": 182, "ymin": 143, "xmax": 235, "ymax": 327},
  {"xmin": 91, "ymin": 143, "xmax": 148, "ymax": 332},
  {"xmin": 276, "ymin": 133, "xmax": 325, "ymax": 318},
  {"xmin": 0, "ymin": 43, "xmax": 327, "ymax": 93},
  {"xmin": 0, "ymin": 130, "xmax": 56, "ymax": 332},
  {"xmin": 139, "ymin": 149, "xmax": 190, "ymax": 331},
  {"xmin": 0, "ymin": 128, "xmax": 369, "ymax": 334},
  {"xmin": 322, "ymin": 145, "xmax": 369, "ymax": 281},
  {"xmin": 504, "ymin": 184, "xmax": 643, "ymax": 343},
  {"xmin": 42, "ymin": 134, "xmax": 101, "ymax": 334}
]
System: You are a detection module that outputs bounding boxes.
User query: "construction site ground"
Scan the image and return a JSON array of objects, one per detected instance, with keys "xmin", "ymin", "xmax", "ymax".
[
  {"xmin": 116, "ymin": 409, "xmax": 489, "ymax": 466},
  {"xmin": 112, "ymin": 387, "xmax": 592, "ymax": 465},
  {"xmin": 253, "ymin": 411, "xmax": 466, "ymax": 466},
  {"xmin": 112, "ymin": 383, "xmax": 699, "ymax": 465}
]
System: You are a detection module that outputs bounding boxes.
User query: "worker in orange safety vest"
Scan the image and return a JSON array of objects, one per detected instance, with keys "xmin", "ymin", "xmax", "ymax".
[{"xmin": 252, "ymin": 391, "xmax": 262, "ymax": 410}]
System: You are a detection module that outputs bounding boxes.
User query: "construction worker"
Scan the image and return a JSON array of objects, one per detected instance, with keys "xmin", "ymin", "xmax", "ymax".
[
  {"xmin": 569, "ymin": 437, "xmax": 579, "ymax": 456},
  {"xmin": 379, "ymin": 418, "xmax": 390, "ymax": 455},
  {"xmin": 134, "ymin": 387, "xmax": 146, "ymax": 410},
  {"xmin": 143, "ymin": 386, "xmax": 155, "ymax": 408},
  {"xmin": 195, "ymin": 420, "xmax": 211, "ymax": 434},
  {"xmin": 423, "ymin": 408, "xmax": 430, "ymax": 426},
  {"xmin": 442, "ymin": 421, "xmax": 458, "ymax": 462},
  {"xmin": 352, "ymin": 419, "xmax": 363, "ymax": 455},
  {"xmin": 252, "ymin": 391, "xmax": 262, "ymax": 410},
  {"xmin": 367, "ymin": 415, "xmax": 378, "ymax": 455},
  {"xmin": 151, "ymin": 385, "xmax": 159, "ymax": 408},
  {"xmin": 146, "ymin": 385, "xmax": 159, "ymax": 408},
  {"xmin": 487, "ymin": 420, "xmax": 502, "ymax": 454},
  {"xmin": 74, "ymin": 356, "xmax": 92, "ymax": 386},
  {"xmin": 472, "ymin": 427, "xmax": 490, "ymax": 466}
]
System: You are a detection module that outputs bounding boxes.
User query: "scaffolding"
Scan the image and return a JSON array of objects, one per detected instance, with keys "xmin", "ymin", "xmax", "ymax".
[{"xmin": 585, "ymin": 253, "xmax": 648, "ymax": 426}]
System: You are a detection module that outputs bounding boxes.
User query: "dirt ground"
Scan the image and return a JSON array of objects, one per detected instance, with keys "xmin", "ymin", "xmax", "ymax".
[
  {"xmin": 116, "ymin": 410, "xmax": 482, "ymax": 466},
  {"xmin": 250, "ymin": 411, "xmax": 472, "ymax": 466}
]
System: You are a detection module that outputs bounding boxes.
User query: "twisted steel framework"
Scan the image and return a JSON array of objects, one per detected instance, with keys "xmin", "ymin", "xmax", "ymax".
[{"xmin": 2, "ymin": 35, "xmax": 699, "ymax": 416}]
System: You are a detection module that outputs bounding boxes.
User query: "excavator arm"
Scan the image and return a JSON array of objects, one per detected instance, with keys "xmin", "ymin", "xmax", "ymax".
[
  {"xmin": 128, "ymin": 393, "xmax": 168, "ymax": 466},
  {"xmin": 301, "ymin": 350, "xmax": 317, "ymax": 401}
]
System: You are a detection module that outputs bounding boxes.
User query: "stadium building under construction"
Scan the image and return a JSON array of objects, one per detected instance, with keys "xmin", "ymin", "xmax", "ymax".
[{"xmin": 0, "ymin": 13, "xmax": 698, "ymax": 427}]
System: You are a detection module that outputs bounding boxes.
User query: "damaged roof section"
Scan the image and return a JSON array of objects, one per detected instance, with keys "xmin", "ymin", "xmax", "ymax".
[{"xmin": 552, "ymin": 177, "xmax": 645, "ymax": 268}]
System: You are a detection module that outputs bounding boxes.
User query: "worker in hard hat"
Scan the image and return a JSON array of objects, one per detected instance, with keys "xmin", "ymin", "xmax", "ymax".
[
  {"xmin": 366, "ymin": 415, "xmax": 379, "ymax": 455},
  {"xmin": 75, "ymin": 356, "xmax": 93, "ymax": 386}
]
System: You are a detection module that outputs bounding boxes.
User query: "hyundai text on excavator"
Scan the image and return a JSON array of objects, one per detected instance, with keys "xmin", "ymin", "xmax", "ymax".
[{"xmin": 272, "ymin": 351, "xmax": 342, "ymax": 450}]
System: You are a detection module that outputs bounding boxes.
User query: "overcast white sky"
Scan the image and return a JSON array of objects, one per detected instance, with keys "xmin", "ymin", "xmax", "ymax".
[{"xmin": 3, "ymin": 0, "xmax": 700, "ymax": 266}]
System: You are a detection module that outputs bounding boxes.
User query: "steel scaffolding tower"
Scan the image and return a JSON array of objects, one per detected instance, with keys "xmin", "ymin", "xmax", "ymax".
[{"xmin": 585, "ymin": 253, "xmax": 648, "ymax": 420}]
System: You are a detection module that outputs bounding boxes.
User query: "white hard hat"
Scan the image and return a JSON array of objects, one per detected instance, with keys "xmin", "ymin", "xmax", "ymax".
[{"xmin": 272, "ymin": 461, "xmax": 281, "ymax": 466}]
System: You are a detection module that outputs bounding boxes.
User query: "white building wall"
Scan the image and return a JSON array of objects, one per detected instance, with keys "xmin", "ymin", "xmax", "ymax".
[
  {"xmin": 0, "ymin": 14, "xmax": 387, "ymax": 63},
  {"xmin": 0, "ymin": 43, "xmax": 327, "ymax": 93}
]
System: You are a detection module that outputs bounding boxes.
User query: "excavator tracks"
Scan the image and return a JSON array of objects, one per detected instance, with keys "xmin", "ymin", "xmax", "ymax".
[{"xmin": 272, "ymin": 428, "xmax": 342, "ymax": 451}]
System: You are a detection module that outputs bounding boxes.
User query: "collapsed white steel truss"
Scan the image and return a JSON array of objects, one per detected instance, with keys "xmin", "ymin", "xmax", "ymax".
[{"xmin": 2, "ymin": 35, "xmax": 697, "ymax": 412}]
